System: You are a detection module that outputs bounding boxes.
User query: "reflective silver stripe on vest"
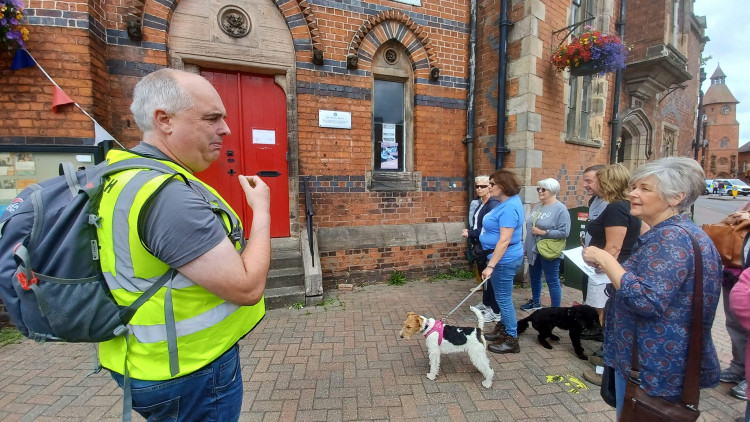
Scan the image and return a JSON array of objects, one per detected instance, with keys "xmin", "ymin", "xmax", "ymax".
[
  {"xmin": 128, "ymin": 301, "xmax": 241, "ymax": 343},
  {"xmin": 105, "ymin": 170, "xmax": 197, "ymax": 292}
]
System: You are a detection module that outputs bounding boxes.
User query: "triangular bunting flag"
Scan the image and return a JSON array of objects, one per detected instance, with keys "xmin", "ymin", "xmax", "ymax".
[
  {"xmin": 52, "ymin": 86, "xmax": 75, "ymax": 113},
  {"xmin": 94, "ymin": 122, "xmax": 116, "ymax": 145},
  {"xmin": 11, "ymin": 49, "xmax": 35, "ymax": 71}
]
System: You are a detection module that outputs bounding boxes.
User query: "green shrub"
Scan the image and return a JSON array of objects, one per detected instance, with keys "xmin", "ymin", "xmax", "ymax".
[
  {"xmin": 388, "ymin": 270, "xmax": 407, "ymax": 286},
  {"xmin": 0, "ymin": 327, "xmax": 23, "ymax": 347}
]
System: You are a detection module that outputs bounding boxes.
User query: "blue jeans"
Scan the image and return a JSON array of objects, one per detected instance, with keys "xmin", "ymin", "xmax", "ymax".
[
  {"xmin": 111, "ymin": 344, "xmax": 243, "ymax": 422},
  {"xmin": 529, "ymin": 256, "xmax": 562, "ymax": 307},
  {"xmin": 491, "ymin": 257, "xmax": 523, "ymax": 337}
]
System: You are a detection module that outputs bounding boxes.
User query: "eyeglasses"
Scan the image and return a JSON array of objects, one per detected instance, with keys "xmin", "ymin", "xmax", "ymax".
[
  {"xmin": 536, "ymin": 187, "xmax": 547, "ymax": 193},
  {"xmin": 489, "ymin": 182, "xmax": 496, "ymax": 186},
  {"xmin": 475, "ymin": 185, "xmax": 488, "ymax": 189}
]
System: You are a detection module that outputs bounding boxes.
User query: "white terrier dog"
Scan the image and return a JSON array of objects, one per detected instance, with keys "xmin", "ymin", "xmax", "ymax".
[{"xmin": 399, "ymin": 306, "xmax": 494, "ymax": 388}]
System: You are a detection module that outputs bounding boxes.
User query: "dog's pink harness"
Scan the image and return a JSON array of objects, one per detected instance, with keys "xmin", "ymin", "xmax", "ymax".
[{"xmin": 424, "ymin": 320, "xmax": 444, "ymax": 345}]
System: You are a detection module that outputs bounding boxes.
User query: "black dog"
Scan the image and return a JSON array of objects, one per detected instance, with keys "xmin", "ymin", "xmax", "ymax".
[{"xmin": 517, "ymin": 305, "xmax": 600, "ymax": 360}]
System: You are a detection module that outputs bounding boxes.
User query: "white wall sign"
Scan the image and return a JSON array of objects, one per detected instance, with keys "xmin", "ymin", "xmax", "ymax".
[
  {"xmin": 252, "ymin": 129, "xmax": 276, "ymax": 145},
  {"xmin": 392, "ymin": 0, "xmax": 421, "ymax": 5},
  {"xmin": 319, "ymin": 110, "xmax": 352, "ymax": 129}
]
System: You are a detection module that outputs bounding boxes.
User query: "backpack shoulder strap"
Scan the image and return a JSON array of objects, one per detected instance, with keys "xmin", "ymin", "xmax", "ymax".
[{"xmin": 101, "ymin": 157, "xmax": 177, "ymax": 179}]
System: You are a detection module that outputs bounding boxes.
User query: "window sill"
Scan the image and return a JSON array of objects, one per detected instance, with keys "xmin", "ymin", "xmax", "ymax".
[
  {"xmin": 366, "ymin": 171, "xmax": 422, "ymax": 192},
  {"xmin": 565, "ymin": 137, "xmax": 603, "ymax": 148}
]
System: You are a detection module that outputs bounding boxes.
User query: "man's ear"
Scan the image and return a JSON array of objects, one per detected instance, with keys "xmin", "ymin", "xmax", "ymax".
[{"xmin": 154, "ymin": 109, "xmax": 172, "ymax": 135}]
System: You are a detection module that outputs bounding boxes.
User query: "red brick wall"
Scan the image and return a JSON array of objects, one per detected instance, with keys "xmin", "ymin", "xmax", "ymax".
[
  {"xmin": 0, "ymin": 26, "xmax": 95, "ymax": 142},
  {"xmin": 625, "ymin": 0, "xmax": 668, "ymax": 62}
]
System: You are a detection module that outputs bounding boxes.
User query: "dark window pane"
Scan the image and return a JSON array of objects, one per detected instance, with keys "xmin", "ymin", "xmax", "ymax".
[{"xmin": 374, "ymin": 80, "xmax": 404, "ymax": 124}]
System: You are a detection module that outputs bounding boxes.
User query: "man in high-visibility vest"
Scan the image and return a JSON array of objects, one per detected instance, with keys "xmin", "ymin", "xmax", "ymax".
[{"xmin": 99, "ymin": 69, "xmax": 270, "ymax": 421}]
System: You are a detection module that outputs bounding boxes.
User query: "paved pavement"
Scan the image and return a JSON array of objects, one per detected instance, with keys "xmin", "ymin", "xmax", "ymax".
[{"xmin": 0, "ymin": 278, "xmax": 746, "ymax": 421}]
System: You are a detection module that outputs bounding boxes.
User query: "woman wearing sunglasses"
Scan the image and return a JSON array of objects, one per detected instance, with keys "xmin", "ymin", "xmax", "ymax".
[
  {"xmin": 462, "ymin": 175, "xmax": 501, "ymax": 322},
  {"xmin": 520, "ymin": 178, "xmax": 571, "ymax": 311}
]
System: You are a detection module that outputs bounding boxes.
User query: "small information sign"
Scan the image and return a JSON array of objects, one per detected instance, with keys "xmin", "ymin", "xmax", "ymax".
[{"xmin": 319, "ymin": 110, "xmax": 352, "ymax": 129}]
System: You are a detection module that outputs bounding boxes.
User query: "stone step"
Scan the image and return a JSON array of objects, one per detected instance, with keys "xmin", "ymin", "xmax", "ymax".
[
  {"xmin": 264, "ymin": 285, "xmax": 306, "ymax": 310},
  {"xmin": 266, "ymin": 266, "xmax": 305, "ymax": 290},
  {"xmin": 270, "ymin": 248, "xmax": 303, "ymax": 270}
]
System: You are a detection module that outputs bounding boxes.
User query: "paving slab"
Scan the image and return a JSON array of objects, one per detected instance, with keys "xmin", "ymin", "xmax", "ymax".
[{"xmin": 0, "ymin": 278, "xmax": 744, "ymax": 421}]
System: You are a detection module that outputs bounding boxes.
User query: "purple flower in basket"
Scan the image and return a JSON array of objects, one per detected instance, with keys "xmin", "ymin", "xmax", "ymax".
[{"xmin": 0, "ymin": 0, "xmax": 29, "ymax": 50}]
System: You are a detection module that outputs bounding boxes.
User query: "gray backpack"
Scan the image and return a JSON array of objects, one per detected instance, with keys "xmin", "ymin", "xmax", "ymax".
[{"xmin": 0, "ymin": 157, "xmax": 178, "ymax": 342}]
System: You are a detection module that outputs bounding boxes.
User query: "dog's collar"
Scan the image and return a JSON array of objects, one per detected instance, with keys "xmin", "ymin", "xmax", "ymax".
[{"xmin": 424, "ymin": 319, "xmax": 445, "ymax": 345}]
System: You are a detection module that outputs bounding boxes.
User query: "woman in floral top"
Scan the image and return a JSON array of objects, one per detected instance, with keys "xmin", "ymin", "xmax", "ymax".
[{"xmin": 583, "ymin": 157, "xmax": 722, "ymax": 418}]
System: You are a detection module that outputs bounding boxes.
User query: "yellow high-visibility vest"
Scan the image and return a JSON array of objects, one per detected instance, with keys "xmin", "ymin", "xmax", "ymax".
[{"xmin": 97, "ymin": 149, "xmax": 264, "ymax": 380}]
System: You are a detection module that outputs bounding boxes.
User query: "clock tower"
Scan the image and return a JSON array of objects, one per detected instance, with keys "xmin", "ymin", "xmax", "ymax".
[{"xmin": 703, "ymin": 65, "xmax": 740, "ymax": 179}]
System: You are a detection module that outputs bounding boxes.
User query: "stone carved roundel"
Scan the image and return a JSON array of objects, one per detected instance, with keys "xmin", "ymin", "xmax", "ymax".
[
  {"xmin": 384, "ymin": 48, "xmax": 399, "ymax": 65},
  {"xmin": 218, "ymin": 6, "xmax": 251, "ymax": 38}
]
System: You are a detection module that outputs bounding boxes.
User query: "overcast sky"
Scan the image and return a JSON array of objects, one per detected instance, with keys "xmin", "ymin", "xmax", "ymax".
[{"xmin": 694, "ymin": 0, "xmax": 749, "ymax": 145}]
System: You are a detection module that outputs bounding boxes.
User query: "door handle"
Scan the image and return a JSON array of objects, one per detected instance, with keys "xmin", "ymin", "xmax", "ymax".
[{"xmin": 257, "ymin": 171, "xmax": 282, "ymax": 177}]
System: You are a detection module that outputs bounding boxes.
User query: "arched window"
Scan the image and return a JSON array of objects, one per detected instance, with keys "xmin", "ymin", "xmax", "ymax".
[
  {"xmin": 720, "ymin": 137, "xmax": 730, "ymax": 149},
  {"xmin": 369, "ymin": 41, "xmax": 417, "ymax": 191}
]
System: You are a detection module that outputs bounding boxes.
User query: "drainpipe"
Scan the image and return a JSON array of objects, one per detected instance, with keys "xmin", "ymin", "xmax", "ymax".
[
  {"xmin": 495, "ymin": 0, "xmax": 511, "ymax": 169},
  {"xmin": 464, "ymin": 0, "xmax": 477, "ymax": 199},
  {"xmin": 608, "ymin": 0, "xmax": 626, "ymax": 164}
]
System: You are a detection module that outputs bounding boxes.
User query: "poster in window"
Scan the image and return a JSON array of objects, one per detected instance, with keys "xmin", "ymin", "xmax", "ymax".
[
  {"xmin": 0, "ymin": 153, "xmax": 11, "ymax": 176},
  {"xmin": 380, "ymin": 123, "xmax": 398, "ymax": 170},
  {"xmin": 14, "ymin": 153, "xmax": 36, "ymax": 176},
  {"xmin": 0, "ymin": 178, "xmax": 15, "ymax": 202}
]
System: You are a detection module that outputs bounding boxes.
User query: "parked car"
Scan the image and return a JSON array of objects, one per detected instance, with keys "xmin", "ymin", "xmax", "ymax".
[
  {"xmin": 728, "ymin": 179, "xmax": 750, "ymax": 196},
  {"xmin": 704, "ymin": 179, "xmax": 712, "ymax": 195},
  {"xmin": 715, "ymin": 179, "xmax": 750, "ymax": 196}
]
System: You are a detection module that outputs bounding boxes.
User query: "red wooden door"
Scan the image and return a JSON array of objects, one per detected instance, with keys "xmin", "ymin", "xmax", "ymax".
[{"xmin": 198, "ymin": 70, "xmax": 290, "ymax": 238}]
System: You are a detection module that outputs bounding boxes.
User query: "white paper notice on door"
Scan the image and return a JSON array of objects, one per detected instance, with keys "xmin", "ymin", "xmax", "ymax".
[
  {"xmin": 382, "ymin": 124, "xmax": 396, "ymax": 143},
  {"xmin": 252, "ymin": 129, "xmax": 276, "ymax": 145}
]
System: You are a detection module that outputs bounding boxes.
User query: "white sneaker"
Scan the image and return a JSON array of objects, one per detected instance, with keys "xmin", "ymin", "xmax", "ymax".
[
  {"xmin": 483, "ymin": 309, "xmax": 502, "ymax": 323},
  {"xmin": 475, "ymin": 303, "xmax": 488, "ymax": 312}
]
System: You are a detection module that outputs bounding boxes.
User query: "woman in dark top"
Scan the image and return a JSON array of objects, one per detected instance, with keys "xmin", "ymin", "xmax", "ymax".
[
  {"xmin": 582, "ymin": 164, "xmax": 643, "ymax": 385},
  {"xmin": 463, "ymin": 175, "xmax": 500, "ymax": 322},
  {"xmin": 585, "ymin": 164, "xmax": 643, "ymax": 313}
]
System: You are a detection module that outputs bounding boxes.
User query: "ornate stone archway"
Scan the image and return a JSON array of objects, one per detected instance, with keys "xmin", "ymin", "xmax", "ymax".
[{"xmin": 618, "ymin": 108, "xmax": 653, "ymax": 170}]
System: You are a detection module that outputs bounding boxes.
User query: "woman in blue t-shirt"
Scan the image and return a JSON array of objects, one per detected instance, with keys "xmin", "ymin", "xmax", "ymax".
[{"xmin": 479, "ymin": 169, "xmax": 525, "ymax": 354}]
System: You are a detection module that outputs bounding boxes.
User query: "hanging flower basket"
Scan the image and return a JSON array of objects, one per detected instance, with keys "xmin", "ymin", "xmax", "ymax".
[
  {"xmin": 551, "ymin": 26, "xmax": 627, "ymax": 76},
  {"xmin": 569, "ymin": 61, "xmax": 598, "ymax": 77},
  {"xmin": 0, "ymin": 0, "xmax": 29, "ymax": 51}
]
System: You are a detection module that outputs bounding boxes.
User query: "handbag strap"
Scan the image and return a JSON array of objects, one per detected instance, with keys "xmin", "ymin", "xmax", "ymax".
[{"xmin": 629, "ymin": 225, "xmax": 703, "ymax": 408}]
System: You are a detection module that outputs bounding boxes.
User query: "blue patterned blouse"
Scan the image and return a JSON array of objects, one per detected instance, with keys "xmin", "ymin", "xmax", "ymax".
[{"xmin": 603, "ymin": 214, "xmax": 722, "ymax": 398}]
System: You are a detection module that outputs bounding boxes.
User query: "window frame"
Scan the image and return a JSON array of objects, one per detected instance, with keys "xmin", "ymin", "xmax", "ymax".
[{"xmin": 368, "ymin": 41, "xmax": 419, "ymax": 192}]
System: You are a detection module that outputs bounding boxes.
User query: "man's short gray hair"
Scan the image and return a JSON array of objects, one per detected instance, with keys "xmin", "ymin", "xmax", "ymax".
[
  {"xmin": 629, "ymin": 157, "xmax": 705, "ymax": 213},
  {"xmin": 130, "ymin": 69, "xmax": 195, "ymax": 133},
  {"xmin": 537, "ymin": 178, "xmax": 561, "ymax": 195},
  {"xmin": 475, "ymin": 175, "xmax": 490, "ymax": 184}
]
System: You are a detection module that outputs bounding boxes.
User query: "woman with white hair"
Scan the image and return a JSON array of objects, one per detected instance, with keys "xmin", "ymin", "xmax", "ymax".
[
  {"xmin": 583, "ymin": 157, "xmax": 722, "ymax": 417},
  {"xmin": 463, "ymin": 175, "xmax": 501, "ymax": 322},
  {"xmin": 521, "ymin": 178, "xmax": 571, "ymax": 310}
]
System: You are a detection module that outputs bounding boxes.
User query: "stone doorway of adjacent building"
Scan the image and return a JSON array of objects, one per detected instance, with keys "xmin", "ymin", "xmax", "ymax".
[{"xmin": 618, "ymin": 108, "xmax": 653, "ymax": 170}]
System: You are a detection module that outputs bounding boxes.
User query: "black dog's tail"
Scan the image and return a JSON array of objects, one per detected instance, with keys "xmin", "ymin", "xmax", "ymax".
[{"xmin": 517, "ymin": 316, "xmax": 531, "ymax": 334}]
